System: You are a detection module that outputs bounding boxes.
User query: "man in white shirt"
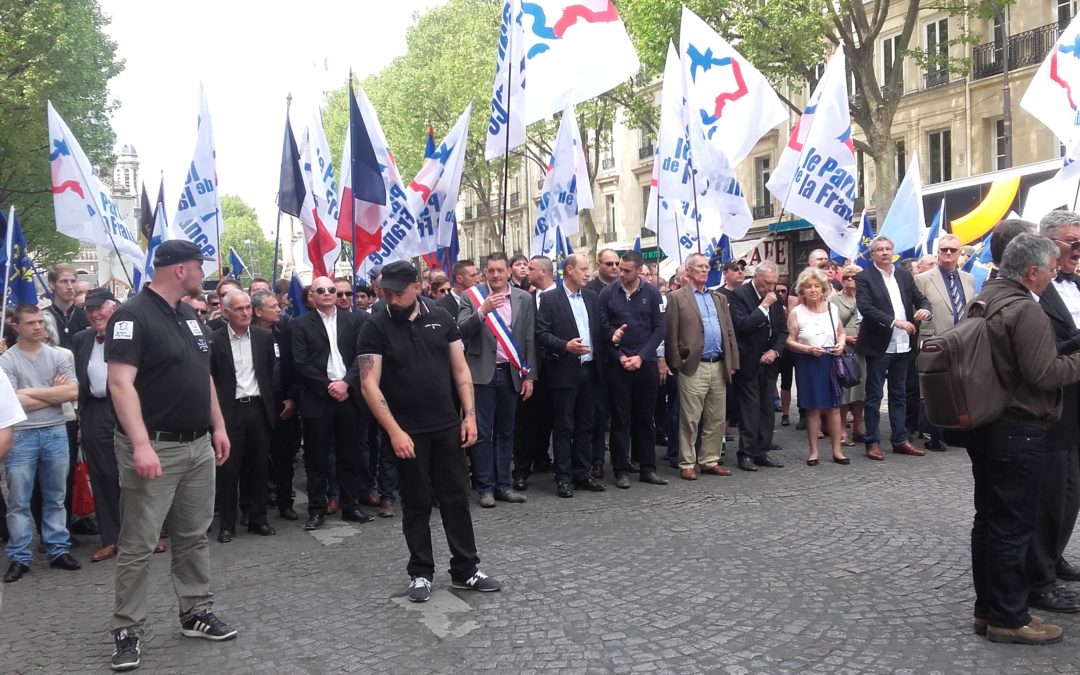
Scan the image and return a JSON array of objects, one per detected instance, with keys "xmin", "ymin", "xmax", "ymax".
[{"xmin": 0, "ymin": 370, "xmax": 26, "ymax": 551}]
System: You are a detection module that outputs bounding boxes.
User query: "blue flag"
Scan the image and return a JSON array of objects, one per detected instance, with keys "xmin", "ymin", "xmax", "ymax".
[
  {"xmin": 916, "ymin": 198, "xmax": 945, "ymax": 258},
  {"xmin": 0, "ymin": 208, "xmax": 40, "ymax": 306},
  {"xmin": 436, "ymin": 220, "xmax": 460, "ymax": 274},
  {"xmin": 633, "ymin": 235, "xmax": 642, "ymax": 253},
  {"xmin": 286, "ymin": 273, "xmax": 308, "ymax": 317},
  {"xmin": 349, "ymin": 81, "xmax": 387, "ymax": 205},
  {"xmin": 832, "ymin": 211, "xmax": 874, "ymax": 269},
  {"xmin": 554, "ymin": 226, "xmax": 574, "ymax": 288},
  {"xmin": 278, "ymin": 112, "xmax": 306, "ymax": 218},
  {"xmin": 424, "ymin": 125, "xmax": 436, "ymax": 160},
  {"xmin": 228, "ymin": 247, "xmax": 246, "ymax": 279},
  {"xmin": 965, "ymin": 232, "xmax": 994, "ymax": 293},
  {"xmin": 706, "ymin": 235, "xmax": 733, "ymax": 288}
]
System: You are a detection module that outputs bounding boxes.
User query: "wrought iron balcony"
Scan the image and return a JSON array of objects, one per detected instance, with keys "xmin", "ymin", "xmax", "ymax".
[
  {"xmin": 601, "ymin": 157, "xmax": 616, "ymax": 171},
  {"xmin": 477, "ymin": 203, "xmax": 490, "ymax": 217},
  {"xmin": 924, "ymin": 68, "xmax": 950, "ymax": 89},
  {"xmin": 510, "ymin": 193, "xmax": 520, "ymax": 208},
  {"xmin": 638, "ymin": 144, "xmax": 654, "ymax": 160},
  {"xmin": 973, "ymin": 22, "xmax": 1059, "ymax": 80},
  {"xmin": 463, "ymin": 206, "xmax": 473, "ymax": 220},
  {"xmin": 880, "ymin": 81, "xmax": 904, "ymax": 100},
  {"xmin": 854, "ymin": 196, "xmax": 865, "ymax": 213},
  {"xmin": 752, "ymin": 203, "xmax": 774, "ymax": 220}
]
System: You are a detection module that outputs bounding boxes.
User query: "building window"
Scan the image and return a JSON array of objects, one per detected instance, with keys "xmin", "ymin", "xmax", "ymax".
[
  {"xmin": 754, "ymin": 156, "xmax": 771, "ymax": 207},
  {"xmin": 881, "ymin": 34, "xmax": 903, "ymax": 90},
  {"xmin": 1059, "ymin": 0, "xmax": 1076, "ymax": 30},
  {"xmin": 606, "ymin": 194, "xmax": 616, "ymax": 237},
  {"xmin": 928, "ymin": 130, "xmax": 952, "ymax": 184},
  {"xmin": 993, "ymin": 119, "xmax": 1007, "ymax": 171},
  {"xmin": 641, "ymin": 185, "xmax": 652, "ymax": 230},
  {"xmin": 896, "ymin": 139, "xmax": 907, "ymax": 185},
  {"xmin": 856, "ymin": 150, "xmax": 865, "ymax": 199}
]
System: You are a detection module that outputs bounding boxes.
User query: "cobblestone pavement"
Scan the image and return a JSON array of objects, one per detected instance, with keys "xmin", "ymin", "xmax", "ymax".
[{"xmin": 4, "ymin": 421, "xmax": 1080, "ymax": 674}]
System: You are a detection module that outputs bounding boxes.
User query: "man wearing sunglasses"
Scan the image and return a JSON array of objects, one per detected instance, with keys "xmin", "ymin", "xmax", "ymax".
[{"xmin": 334, "ymin": 278, "xmax": 355, "ymax": 312}]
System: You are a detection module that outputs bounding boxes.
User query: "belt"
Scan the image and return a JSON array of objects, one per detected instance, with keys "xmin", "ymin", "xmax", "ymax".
[
  {"xmin": 236, "ymin": 396, "xmax": 262, "ymax": 404},
  {"xmin": 700, "ymin": 355, "xmax": 724, "ymax": 363},
  {"xmin": 495, "ymin": 363, "xmax": 512, "ymax": 369},
  {"xmin": 149, "ymin": 430, "xmax": 207, "ymax": 443}
]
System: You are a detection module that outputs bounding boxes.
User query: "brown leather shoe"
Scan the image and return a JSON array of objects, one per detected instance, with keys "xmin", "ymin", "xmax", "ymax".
[
  {"xmin": 975, "ymin": 615, "xmax": 1043, "ymax": 636},
  {"xmin": 987, "ymin": 620, "xmax": 1063, "ymax": 644},
  {"xmin": 701, "ymin": 465, "xmax": 732, "ymax": 476},
  {"xmin": 866, "ymin": 444, "xmax": 884, "ymax": 461},
  {"xmin": 639, "ymin": 471, "xmax": 669, "ymax": 485},
  {"xmin": 326, "ymin": 499, "xmax": 341, "ymax": 515},
  {"xmin": 613, "ymin": 474, "xmax": 631, "ymax": 489},
  {"xmin": 91, "ymin": 544, "xmax": 118, "ymax": 563},
  {"xmin": 153, "ymin": 538, "xmax": 168, "ymax": 554},
  {"xmin": 892, "ymin": 441, "xmax": 925, "ymax": 457},
  {"xmin": 363, "ymin": 493, "xmax": 381, "ymax": 507},
  {"xmin": 679, "ymin": 468, "xmax": 697, "ymax": 480}
]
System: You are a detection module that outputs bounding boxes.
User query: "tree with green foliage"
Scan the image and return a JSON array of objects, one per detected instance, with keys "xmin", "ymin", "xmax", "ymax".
[
  {"xmin": 618, "ymin": 0, "xmax": 1008, "ymax": 221},
  {"xmin": 0, "ymin": 0, "xmax": 124, "ymax": 266},
  {"xmin": 218, "ymin": 195, "xmax": 276, "ymax": 282}
]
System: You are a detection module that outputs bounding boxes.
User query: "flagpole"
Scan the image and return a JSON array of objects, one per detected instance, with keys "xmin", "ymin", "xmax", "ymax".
[
  {"xmin": 273, "ymin": 94, "xmax": 292, "ymax": 282},
  {"xmin": 499, "ymin": 6, "xmax": 515, "ymax": 254},
  {"xmin": 1, "ymin": 207, "xmax": 14, "ymax": 328},
  {"xmin": 689, "ymin": 172, "xmax": 702, "ymax": 254}
]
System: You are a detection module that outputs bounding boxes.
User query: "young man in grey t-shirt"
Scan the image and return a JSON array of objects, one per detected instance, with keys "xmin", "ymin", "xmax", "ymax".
[{"xmin": 1, "ymin": 304, "xmax": 80, "ymax": 583}]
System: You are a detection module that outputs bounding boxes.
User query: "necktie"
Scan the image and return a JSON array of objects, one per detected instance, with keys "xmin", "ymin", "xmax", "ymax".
[
  {"xmin": 946, "ymin": 273, "xmax": 965, "ymax": 323},
  {"xmin": 1059, "ymin": 271, "xmax": 1078, "ymax": 285},
  {"xmin": 96, "ymin": 335, "xmax": 105, "ymax": 344}
]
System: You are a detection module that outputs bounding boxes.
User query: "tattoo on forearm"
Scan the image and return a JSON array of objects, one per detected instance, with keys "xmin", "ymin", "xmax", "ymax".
[
  {"xmin": 464, "ymin": 408, "xmax": 476, "ymax": 418},
  {"xmin": 359, "ymin": 354, "xmax": 374, "ymax": 379},
  {"xmin": 377, "ymin": 397, "xmax": 390, "ymax": 413}
]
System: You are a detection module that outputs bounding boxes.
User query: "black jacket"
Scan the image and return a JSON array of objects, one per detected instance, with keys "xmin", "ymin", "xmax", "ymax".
[
  {"xmin": 1040, "ymin": 281, "xmax": 1080, "ymax": 448},
  {"xmin": 72, "ymin": 326, "xmax": 104, "ymax": 413},
  {"xmin": 729, "ymin": 281, "xmax": 788, "ymax": 377},
  {"xmin": 291, "ymin": 309, "xmax": 366, "ymax": 417},
  {"xmin": 854, "ymin": 265, "xmax": 931, "ymax": 358},
  {"xmin": 535, "ymin": 286, "xmax": 604, "ymax": 389},
  {"xmin": 437, "ymin": 292, "xmax": 460, "ymax": 317},
  {"xmin": 209, "ymin": 325, "xmax": 277, "ymax": 428},
  {"xmin": 269, "ymin": 320, "xmax": 299, "ymax": 403}
]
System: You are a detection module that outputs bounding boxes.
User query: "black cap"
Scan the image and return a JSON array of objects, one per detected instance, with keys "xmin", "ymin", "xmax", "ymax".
[
  {"xmin": 722, "ymin": 260, "xmax": 745, "ymax": 272},
  {"xmin": 83, "ymin": 287, "xmax": 116, "ymax": 308},
  {"xmin": 379, "ymin": 261, "xmax": 419, "ymax": 292},
  {"xmin": 153, "ymin": 240, "xmax": 213, "ymax": 268}
]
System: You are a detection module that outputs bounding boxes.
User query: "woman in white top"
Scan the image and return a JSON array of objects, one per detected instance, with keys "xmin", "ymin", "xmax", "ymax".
[{"xmin": 785, "ymin": 267, "xmax": 848, "ymax": 466}]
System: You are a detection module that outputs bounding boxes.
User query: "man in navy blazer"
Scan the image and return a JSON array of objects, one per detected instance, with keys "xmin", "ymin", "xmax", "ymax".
[
  {"xmin": 854, "ymin": 235, "xmax": 931, "ymax": 461},
  {"xmin": 535, "ymin": 254, "xmax": 607, "ymax": 498}
]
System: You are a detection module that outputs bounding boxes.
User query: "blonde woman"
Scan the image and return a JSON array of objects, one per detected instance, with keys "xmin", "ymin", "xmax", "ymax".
[
  {"xmin": 785, "ymin": 267, "xmax": 848, "ymax": 465},
  {"xmin": 830, "ymin": 265, "xmax": 866, "ymax": 446}
]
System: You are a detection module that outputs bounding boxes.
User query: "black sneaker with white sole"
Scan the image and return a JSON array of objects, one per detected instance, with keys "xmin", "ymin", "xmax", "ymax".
[
  {"xmin": 180, "ymin": 610, "xmax": 238, "ymax": 641},
  {"xmin": 408, "ymin": 576, "xmax": 432, "ymax": 602},
  {"xmin": 451, "ymin": 570, "xmax": 501, "ymax": 592},
  {"xmin": 110, "ymin": 628, "xmax": 141, "ymax": 671}
]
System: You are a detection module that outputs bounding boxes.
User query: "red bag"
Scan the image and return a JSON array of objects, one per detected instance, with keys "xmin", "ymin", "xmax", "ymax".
[{"xmin": 71, "ymin": 459, "xmax": 95, "ymax": 519}]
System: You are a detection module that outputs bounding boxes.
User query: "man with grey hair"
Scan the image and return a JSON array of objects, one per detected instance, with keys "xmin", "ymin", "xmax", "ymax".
[
  {"xmin": 854, "ymin": 235, "xmax": 931, "ymax": 461},
  {"xmin": 729, "ymin": 260, "xmax": 787, "ymax": 471},
  {"xmin": 1025, "ymin": 210, "xmax": 1080, "ymax": 613},
  {"xmin": 964, "ymin": 232, "xmax": 1080, "ymax": 644}
]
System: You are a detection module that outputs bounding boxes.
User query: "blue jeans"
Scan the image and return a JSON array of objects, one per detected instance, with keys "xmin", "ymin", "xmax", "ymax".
[
  {"xmin": 863, "ymin": 351, "xmax": 911, "ymax": 447},
  {"xmin": 5, "ymin": 425, "xmax": 70, "ymax": 565},
  {"xmin": 473, "ymin": 366, "xmax": 520, "ymax": 495}
]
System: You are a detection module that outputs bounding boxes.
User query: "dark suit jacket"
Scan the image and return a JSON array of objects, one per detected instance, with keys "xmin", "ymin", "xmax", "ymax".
[
  {"xmin": 535, "ymin": 286, "xmax": 604, "ymax": 389},
  {"xmin": 269, "ymin": 320, "xmax": 298, "ymax": 403},
  {"xmin": 854, "ymin": 265, "xmax": 931, "ymax": 358},
  {"xmin": 209, "ymin": 325, "xmax": 277, "ymax": 428},
  {"xmin": 437, "ymin": 292, "xmax": 460, "ymax": 318},
  {"xmin": 72, "ymin": 326, "xmax": 104, "ymax": 413},
  {"xmin": 1040, "ymin": 281, "xmax": 1080, "ymax": 449},
  {"xmin": 729, "ymin": 281, "xmax": 788, "ymax": 378},
  {"xmin": 291, "ymin": 309, "xmax": 366, "ymax": 418}
]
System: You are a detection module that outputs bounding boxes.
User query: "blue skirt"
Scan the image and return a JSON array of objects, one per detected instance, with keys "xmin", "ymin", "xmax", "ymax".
[{"xmin": 794, "ymin": 352, "xmax": 842, "ymax": 410}]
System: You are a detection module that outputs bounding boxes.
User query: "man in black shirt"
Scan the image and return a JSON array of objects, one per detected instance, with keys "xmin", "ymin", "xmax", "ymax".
[
  {"xmin": 357, "ymin": 261, "xmax": 500, "ymax": 603},
  {"xmin": 598, "ymin": 251, "xmax": 669, "ymax": 489},
  {"xmin": 44, "ymin": 264, "xmax": 89, "ymax": 350},
  {"xmin": 105, "ymin": 240, "xmax": 236, "ymax": 671},
  {"xmin": 587, "ymin": 248, "xmax": 619, "ymax": 476}
]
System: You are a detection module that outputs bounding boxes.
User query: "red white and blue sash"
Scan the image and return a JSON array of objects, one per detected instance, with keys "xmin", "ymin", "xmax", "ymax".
[{"xmin": 464, "ymin": 285, "xmax": 532, "ymax": 377}]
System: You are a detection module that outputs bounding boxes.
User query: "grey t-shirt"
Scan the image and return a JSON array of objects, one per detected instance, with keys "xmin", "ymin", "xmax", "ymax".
[{"xmin": 0, "ymin": 344, "xmax": 77, "ymax": 430}]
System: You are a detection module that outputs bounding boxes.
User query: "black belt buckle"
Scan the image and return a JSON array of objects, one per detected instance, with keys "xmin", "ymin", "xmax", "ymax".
[
  {"xmin": 237, "ymin": 396, "xmax": 261, "ymax": 404},
  {"xmin": 150, "ymin": 430, "xmax": 206, "ymax": 443},
  {"xmin": 701, "ymin": 355, "xmax": 724, "ymax": 363}
]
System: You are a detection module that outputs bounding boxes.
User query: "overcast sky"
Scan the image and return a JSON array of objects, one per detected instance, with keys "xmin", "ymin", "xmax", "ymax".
[{"xmin": 100, "ymin": 0, "xmax": 448, "ymax": 239}]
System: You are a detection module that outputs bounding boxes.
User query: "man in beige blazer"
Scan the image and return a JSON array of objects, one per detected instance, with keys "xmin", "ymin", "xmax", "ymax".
[{"xmin": 665, "ymin": 253, "xmax": 740, "ymax": 480}]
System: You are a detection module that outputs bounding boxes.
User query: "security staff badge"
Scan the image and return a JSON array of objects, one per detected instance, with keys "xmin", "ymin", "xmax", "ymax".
[{"xmin": 187, "ymin": 319, "xmax": 209, "ymax": 353}]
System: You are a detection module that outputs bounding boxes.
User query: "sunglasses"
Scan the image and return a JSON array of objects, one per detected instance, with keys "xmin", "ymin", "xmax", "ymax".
[
  {"xmin": 601, "ymin": 261, "xmax": 619, "ymax": 266},
  {"xmin": 435, "ymin": 287, "xmax": 450, "ymax": 295},
  {"xmin": 842, "ymin": 275, "xmax": 857, "ymax": 281},
  {"xmin": 336, "ymin": 291, "xmax": 353, "ymax": 298},
  {"xmin": 1055, "ymin": 238, "xmax": 1080, "ymax": 252},
  {"xmin": 314, "ymin": 287, "xmax": 335, "ymax": 295},
  {"xmin": 938, "ymin": 247, "xmax": 959, "ymax": 253}
]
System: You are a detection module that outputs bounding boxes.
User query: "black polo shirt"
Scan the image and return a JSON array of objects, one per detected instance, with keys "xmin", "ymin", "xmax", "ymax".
[
  {"xmin": 356, "ymin": 301, "xmax": 461, "ymax": 435},
  {"xmin": 598, "ymin": 280, "xmax": 665, "ymax": 362},
  {"xmin": 105, "ymin": 286, "xmax": 211, "ymax": 433}
]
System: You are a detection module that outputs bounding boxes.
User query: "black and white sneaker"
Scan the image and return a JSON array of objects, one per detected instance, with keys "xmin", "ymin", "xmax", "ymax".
[
  {"xmin": 110, "ymin": 628, "xmax": 141, "ymax": 671},
  {"xmin": 451, "ymin": 570, "xmax": 501, "ymax": 592},
  {"xmin": 180, "ymin": 610, "xmax": 238, "ymax": 641},
  {"xmin": 407, "ymin": 576, "xmax": 432, "ymax": 603}
]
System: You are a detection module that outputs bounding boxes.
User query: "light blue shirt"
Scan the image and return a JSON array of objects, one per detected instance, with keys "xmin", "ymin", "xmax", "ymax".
[
  {"xmin": 565, "ymin": 286, "xmax": 593, "ymax": 363},
  {"xmin": 693, "ymin": 288, "xmax": 723, "ymax": 359}
]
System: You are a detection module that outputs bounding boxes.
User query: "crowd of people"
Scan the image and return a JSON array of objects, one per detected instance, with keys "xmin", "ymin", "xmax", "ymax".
[{"xmin": 4, "ymin": 211, "xmax": 1080, "ymax": 668}]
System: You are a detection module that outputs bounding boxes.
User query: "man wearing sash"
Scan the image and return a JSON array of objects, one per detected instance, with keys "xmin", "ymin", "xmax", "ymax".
[{"xmin": 458, "ymin": 253, "xmax": 537, "ymax": 508}]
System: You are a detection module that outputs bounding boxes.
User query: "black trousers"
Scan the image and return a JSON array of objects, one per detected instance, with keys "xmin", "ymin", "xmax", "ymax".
[
  {"xmin": 302, "ymin": 399, "xmax": 367, "ymax": 514},
  {"xmin": 513, "ymin": 375, "xmax": 553, "ymax": 480},
  {"xmin": 551, "ymin": 362, "xmax": 598, "ymax": 484},
  {"xmin": 968, "ymin": 423, "xmax": 1046, "ymax": 628},
  {"xmin": 81, "ymin": 397, "xmax": 121, "ymax": 546},
  {"xmin": 1027, "ymin": 444, "xmax": 1080, "ymax": 593},
  {"xmin": 269, "ymin": 400, "xmax": 299, "ymax": 508},
  {"xmin": 606, "ymin": 360, "xmax": 659, "ymax": 475},
  {"xmin": 736, "ymin": 365, "xmax": 778, "ymax": 461},
  {"xmin": 395, "ymin": 425, "xmax": 480, "ymax": 581},
  {"xmin": 217, "ymin": 400, "xmax": 271, "ymax": 530}
]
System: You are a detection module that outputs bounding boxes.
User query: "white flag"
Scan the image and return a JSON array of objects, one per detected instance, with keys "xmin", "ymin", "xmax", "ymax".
[
  {"xmin": 877, "ymin": 152, "xmax": 926, "ymax": 254},
  {"xmin": 680, "ymin": 7, "xmax": 787, "ymax": 175},
  {"xmin": 486, "ymin": 0, "xmax": 527, "ymax": 160},
  {"xmin": 47, "ymin": 102, "xmax": 144, "ymax": 273},
  {"xmin": 1021, "ymin": 15, "xmax": 1080, "ymax": 176},
  {"xmin": 171, "ymin": 84, "xmax": 223, "ymax": 277},
  {"xmin": 521, "ymin": 0, "xmax": 640, "ymax": 125},
  {"xmin": 532, "ymin": 104, "xmax": 582, "ymax": 255},
  {"xmin": 409, "ymin": 104, "xmax": 473, "ymax": 254},
  {"xmin": 298, "ymin": 113, "xmax": 343, "ymax": 278},
  {"xmin": 766, "ymin": 46, "xmax": 860, "ymax": 260}
]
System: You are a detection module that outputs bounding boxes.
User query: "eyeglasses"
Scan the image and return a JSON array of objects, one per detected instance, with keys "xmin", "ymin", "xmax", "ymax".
[
  {"xmin": 336, "ymin": 291, "xmax": 353, "ymax": 298},
  {"xmin": 209, "ymin": 301, "xmax": 221, "ymax": 308},
  {"xmin": 314, "ymin": 287, "xmax": 335, "ymax": 295},
  {"xmin": 938, "ymin": 247, "xmax": 959, "ymax": 254},
  {"xmin": 1054, "ymin": 238, "xmax": 1080, "ymax": 252},
  {"xmin": 688, "ymin": 264, "xmax": 709, "ymax": 271},
  {"xmin": 435, "ymin": 287, "xmax": 450, "ymax": 295},
  {"xmin": 600, "ymin": 261, "xmax": 618, "ymax": 267}
]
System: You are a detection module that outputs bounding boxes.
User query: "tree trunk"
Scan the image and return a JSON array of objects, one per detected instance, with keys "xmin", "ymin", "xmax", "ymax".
[{"xmin": 866, "ymin": 117, "xmax": 898, "ymax": 229}]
